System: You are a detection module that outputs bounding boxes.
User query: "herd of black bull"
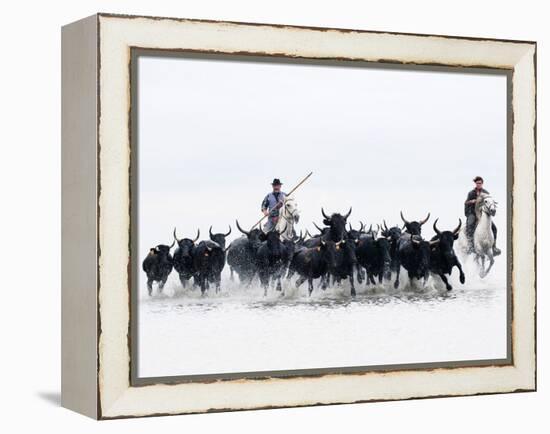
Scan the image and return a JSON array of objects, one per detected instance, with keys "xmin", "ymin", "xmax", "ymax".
[{"xmin": 142, "ymin": 208, "xmax": 465, "ymax": 297}]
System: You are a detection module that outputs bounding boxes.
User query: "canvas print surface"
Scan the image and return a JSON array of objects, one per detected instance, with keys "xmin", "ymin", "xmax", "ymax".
[{"xmin": 135, "ymin": 54, "xmax": 508, "ymax": 379}]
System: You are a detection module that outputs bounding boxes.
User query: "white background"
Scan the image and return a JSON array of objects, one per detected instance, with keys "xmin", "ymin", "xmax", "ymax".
[
  {"xmin": 138, "ymin": 55, "xmax": 507, "ymax": 258},
  {"xmin": 0, "ymin": 0, "xmax": 546, "ymax": 432}
]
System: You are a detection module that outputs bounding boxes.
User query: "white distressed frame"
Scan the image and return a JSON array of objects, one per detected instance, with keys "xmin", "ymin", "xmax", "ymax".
[{"xmin": 62, "ymin": 13, "xmax": 536, "ymax": 419}]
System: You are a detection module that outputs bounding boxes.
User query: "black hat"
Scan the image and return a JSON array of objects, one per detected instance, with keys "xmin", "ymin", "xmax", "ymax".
[{"xmin": 271, "ymin": 178, "xmax": 283, "ymax": 186}]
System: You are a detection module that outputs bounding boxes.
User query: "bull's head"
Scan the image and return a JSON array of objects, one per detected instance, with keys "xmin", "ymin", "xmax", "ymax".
[
  {"xmin": 235, "ymin": 220, "xmax": 262, "ymax": 242},
  {"xmin": 318, "ymin": 239, "xmax": 338, "ymax": 270},
  {"xmin": 321, "ymin": 207, "xmax": 352, "ymax": 241},
  {"xmin": 173, "ymin": 227, "xmax": 200, "ymax": 256},
  {"xmin": 258, "ymin": 221, "xmax": 287, "ymax": 243},
  {"xmin": 150, "ymin": 242, "xmax": 174, "ymax": 256},
  {"xmin": 400, "ymin": 211, "xmax": 430, "ymax": 236},
  {"xmin": 410, "ymin": 235, "xmax": 432, "ymax": 276},
  {"xmin": 430, "ymin": 218, "xmax": 462, "ymax": 250},
  {"xmin": 381, "ymin": 220, "xmax": 402, "ymax": 242},
  {"xmin": 347, "ymin": 221, "xmax": 365, "ymax": 242},
  {"xmin": 209, "ymin": 225, "xmax": 232, "ymax": 249}
]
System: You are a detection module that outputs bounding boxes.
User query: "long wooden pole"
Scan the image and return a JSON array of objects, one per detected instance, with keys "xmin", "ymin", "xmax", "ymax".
[{"xmin": 250, "ymin": 171, "xmax": 313, "ymax": 230}]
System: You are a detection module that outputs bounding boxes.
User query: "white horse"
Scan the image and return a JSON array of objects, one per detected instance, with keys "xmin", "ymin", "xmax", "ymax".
[
  {"xmin": 275, "ymin": 197, "xmax": 301, "ymax": 241},
  {"xmin": 457, "ymin": 193, "xmax": 498, "ymax": 278}
]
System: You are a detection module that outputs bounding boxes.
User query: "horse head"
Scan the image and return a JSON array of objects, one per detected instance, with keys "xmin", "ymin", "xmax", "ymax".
[
  {"xmin": 477, "ymin": 194, "xmax": 497, "ymax": 217},
  {"xmin": 282, "ymin": 197, "xmax": 300, "ymax": 223}
]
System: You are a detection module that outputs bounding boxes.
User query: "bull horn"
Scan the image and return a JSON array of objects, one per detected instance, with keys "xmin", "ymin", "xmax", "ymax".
[
  {"xmin": 209, "ymin": 225, "xmax": 214, "ymax": 239},
  {"xmin": 225, "ymin": 225, "xmax": 232, "ymax": 237},
  {"xmin": 348, "ymin": 223, "xmax": 353, "ymax": 232},
  {"xmin": 192, "ymin": 229, "xmax": 200, "ymax": 243},
  {"xmin": 453, "ymin": 218, "xmax": 462, "ymax": 235},
  {"xmin": 411, "ymin": 235, "xmax": 420, "ymax": 245},
  {"xmin": 375, "ymin": 224, "xmax": 380, "ymax": 234},
  {"xmin": 344, "ymin": 207, "xmax": 352, "ymax": 219},
  {"xmin": 305, "ymin": 229, "xmax": 313, "ymax": 239},
  {"xmin": 430, "ymin": 239, "xmax": 440, "ymax": 246},
  {"xmin": 173, "ymin": 227, "xmax": 181, "ymax": 243},
  {"xmin": 383, "ymin": 220, "xmax": 389, "ymax": 231},
  {"xmin": 400, "ymin": 211, "xmax": 410, "ymax": 225},
  {"xmin": 169, "ymin": 240, "xmax": 175, "ymax": 248},
  {"xmin": 359, "ymin": 221, "xmax": 365, "ymax": 232},
  {"xmin": 224, "ymin": 243, "xmax": 232, "ymax": 253},
  {"xmin": 419, "ymin": 212, "xmax": 431, "ymax": 226},
  {"xmin": 321, "ymin": 207, "xmax": 330, "ymax": 220},
  {"xmin": 313, "ymin": 222, "xmax": 325, "ymax": 234},
  {"xmin": 368, "ymin": 224, "xmax": 373, "ymax": 233},
  {"xmin": 235, "ymin": 219, "xmax": 249, "ymax": 236},
  {"xmin": 433, "ymin": 218, "xmax": 441, "ymax": 236}
]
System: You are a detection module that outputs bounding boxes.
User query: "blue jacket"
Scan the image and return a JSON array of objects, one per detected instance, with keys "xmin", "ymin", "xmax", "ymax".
[{"xmin": 261, "ymin": 192, "xmax": 287, "ymax": 217}]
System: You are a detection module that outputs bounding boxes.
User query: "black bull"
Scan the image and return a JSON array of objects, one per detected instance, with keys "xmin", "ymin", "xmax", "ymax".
[
  {"xmin": 302, "ymin": 208, "xmax": 357, "ymax": 296},
  {"xmin": 142, "ymin": 242, "xmax": 174, "ymax": 296},
  {"xmin": 355, "ymin": 235, "xmax": 392, "ymax": 285},
  {"xmin": 429, "ymin": 219, "xmax": 465, "ymax": 290},
  {"xmin": 172, "ymin": 228, "xmax": 200, "ymax": 288},
  {"xmin": 255, "ymin": 225, "xmax": 288, "ymax": 295},
  {"xmin": 291, "ymin": 240, "xmax": 338, "ymax": 295},
  {"xmin": 193, "ymin": 240, "xmax": 225, "ymax": 294},
  {"xmin": 226, "ymin": 220, "xmax": 262, "ymax": 285},
  {"xmin": 393, "ymin": 211, "xmax": 432, "ymax": 288}
]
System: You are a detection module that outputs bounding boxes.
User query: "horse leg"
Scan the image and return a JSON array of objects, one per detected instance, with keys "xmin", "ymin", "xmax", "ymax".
[
  {"xmin": 479, "ymin": 255, "xmax": 486, "ymax": 278},
  {"xmin": 308, "ymin": 278, "xmax": 314, "ymax": 296},
  {"xmin": 484, "ymin": 252, "xmax": 495, "ymax": 276}
]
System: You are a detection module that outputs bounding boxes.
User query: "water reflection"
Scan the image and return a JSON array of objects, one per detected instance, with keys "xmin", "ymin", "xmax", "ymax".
[{"xmin": 142, "ymin": 279, "xmax": 504, "ymax": 316}]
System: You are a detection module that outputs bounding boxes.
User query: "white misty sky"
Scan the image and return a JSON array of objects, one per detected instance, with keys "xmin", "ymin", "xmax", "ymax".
[{"xmin": 137, "ymin": 55, "xmax": 507, "ymax": 257}]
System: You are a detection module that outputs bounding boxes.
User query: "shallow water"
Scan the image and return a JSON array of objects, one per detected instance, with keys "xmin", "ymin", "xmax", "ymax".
[{"xmin": 137, "ymin": 257, "xmax": 507, "ymax": 378}]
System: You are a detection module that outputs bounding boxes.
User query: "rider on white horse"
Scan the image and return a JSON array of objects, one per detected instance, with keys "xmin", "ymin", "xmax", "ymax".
[
  {"xmin": 261, "ymin": 178, "xmax": 286, "ymax": 232},
  {"xmin": 464, "ymin": 176, "xmax": 501, "ymax": 256}
]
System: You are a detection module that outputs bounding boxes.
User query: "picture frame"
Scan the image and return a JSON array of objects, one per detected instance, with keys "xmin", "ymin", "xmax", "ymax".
[{"xmin": 61, "ymin": 13, "xmax": 536, "ymax": 419}]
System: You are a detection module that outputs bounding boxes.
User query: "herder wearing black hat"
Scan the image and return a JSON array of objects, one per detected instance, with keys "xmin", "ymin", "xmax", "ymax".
[{"xmin": 261, "ymin": 178, "xmax": 286, "ymax": 231}]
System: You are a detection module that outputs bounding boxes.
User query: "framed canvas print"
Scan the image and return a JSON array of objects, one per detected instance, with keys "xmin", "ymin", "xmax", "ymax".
[{"xmin": 61, "ymin": 13, "xmax": 536, "ymax": 419}]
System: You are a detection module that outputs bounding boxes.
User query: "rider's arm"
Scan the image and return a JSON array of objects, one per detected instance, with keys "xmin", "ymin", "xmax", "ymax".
[{"xmin": 261, "ymin": 195, "xmax": 270, "ymax": 215}]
